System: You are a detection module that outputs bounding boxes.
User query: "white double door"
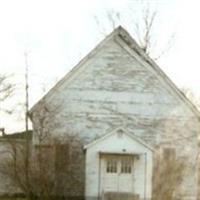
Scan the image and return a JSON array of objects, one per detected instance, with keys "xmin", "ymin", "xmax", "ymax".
[{"xmin": 101, "ymin": 155, "xmax": 134, "ymax": 194}]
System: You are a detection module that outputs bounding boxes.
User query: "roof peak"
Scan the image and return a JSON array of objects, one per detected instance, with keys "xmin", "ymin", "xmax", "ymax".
[{"xmin": 30, "ymin": 25, "xmax": 200, "ymax": 119}]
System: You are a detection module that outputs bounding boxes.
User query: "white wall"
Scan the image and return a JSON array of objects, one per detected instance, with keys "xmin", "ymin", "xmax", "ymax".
[{"xmin": 31, "ymin": 32, "xmax": 200, "ymax": 199}]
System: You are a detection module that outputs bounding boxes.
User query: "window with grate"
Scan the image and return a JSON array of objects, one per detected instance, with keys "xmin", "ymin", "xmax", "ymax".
[
  {"xmin": 121, "ymin": 157, "xmax": 132, "ymax": 174},
  {"xmin": 106, "ymin": 159, "xmax": 117, "ymax": 173}
]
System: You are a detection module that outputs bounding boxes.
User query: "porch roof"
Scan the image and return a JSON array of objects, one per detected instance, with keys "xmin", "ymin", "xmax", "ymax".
[{"xmin": 84, "ymin": 127, "xmax": 154, "ymax": 152}]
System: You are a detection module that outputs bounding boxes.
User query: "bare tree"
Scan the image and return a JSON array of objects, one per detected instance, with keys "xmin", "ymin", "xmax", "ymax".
[
  {"xmin": 99, "ymin": 104, "xmax": 187, "ymax": 199},
  {"xmin": 0, "ymin": 134, "xmax": 33, "ymax": 197},
  {"xmin": 0, "ymin": 98, "xmax": 84, "ymax": 200},
  {"xmin": 0, "ymin": 134, "xmax": 54, "ymax": 200},
  {"xmin": 0, "ymin": 74, "xmax": 14, "ymax": 114},
  {"xmin": 152, "ymin": 147, "xmax": 186, "ymax": 200},
  {"xmin": 94, "ymin": 2, "xmax": 175, "ymax": 60},
  {"xmin": 0, "ymin": 75, "xmax": 13, "ymax": 101},
  {"xmin": 31, "ymin": 99, "xmax": 84, "ymax": 198},
  {"xmin": 0, "ymin": 99, "xmax": 58, "ymax": 199}
]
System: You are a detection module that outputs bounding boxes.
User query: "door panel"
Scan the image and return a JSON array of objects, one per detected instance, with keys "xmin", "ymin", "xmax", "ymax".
[
  {"xmin": 102, "ymin": 156, "xmax": 119, "ymax": 192},
  {"xmin": 101, "ymin": 155, "xmax": 134, "ymax": 194},
  {"xmin": 119, "ymin": 156, "xmax": 134, "ymax": 192}
]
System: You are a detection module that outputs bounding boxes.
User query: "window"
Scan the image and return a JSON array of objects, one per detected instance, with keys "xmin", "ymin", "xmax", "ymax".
[
  {"xmin": 121, "ymin": 157, "xmax": 132, "ymax": 174},
  {"xmin": 105, "ymin": 156, "xmax": 133, "ymax": 174},
  {"xmin": 106, "ymin": 159, "xmax": 117, "ymax": 173}
]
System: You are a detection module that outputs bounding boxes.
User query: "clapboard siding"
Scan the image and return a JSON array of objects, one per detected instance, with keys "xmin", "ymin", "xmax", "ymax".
[{"xmin": 31, "ymin": 28, "xmax": 200, "ymax": 199}]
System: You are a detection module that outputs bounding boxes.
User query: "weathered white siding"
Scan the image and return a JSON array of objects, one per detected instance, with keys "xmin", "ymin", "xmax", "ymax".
[
  {"xmin": 35, "ymin": 37, "xmax": 199, "ymax": 143},
  {"xmin": 31, "ymin": 28, "xmax": 200, "ymax": 199}
]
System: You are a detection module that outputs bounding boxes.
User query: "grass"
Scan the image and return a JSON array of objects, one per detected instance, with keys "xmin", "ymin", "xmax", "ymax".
[
  {"xmin": 0, "ymin": 196, "xmax": 26, "ymax": 200},
  {"xmin": 0, "ymin": 199, "xmax": 26, "ymax": 200}
]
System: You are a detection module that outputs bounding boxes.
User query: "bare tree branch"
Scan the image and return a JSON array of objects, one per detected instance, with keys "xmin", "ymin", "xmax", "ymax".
[
  {"xmin": 0, "ymin": 74, "xmax": 14, "ymax": 102},
  {"xmin": 94, "ymin": 2, "xmax": 175, "ymax": 60}
]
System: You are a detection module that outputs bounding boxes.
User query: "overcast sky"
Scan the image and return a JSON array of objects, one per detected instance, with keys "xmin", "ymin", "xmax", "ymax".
[{"xmin": 1, "ymin": 0, "xmax": 200, "ymax": 132}]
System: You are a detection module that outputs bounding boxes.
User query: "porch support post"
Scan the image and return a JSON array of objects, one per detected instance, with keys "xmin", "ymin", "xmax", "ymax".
[
  {"xmin": 144, "ymin": 152, "xmax": 147, "ymax": 200},
  {"xmin": 98, "ymin": 153, "xmax": 102, "ymax": 200}
]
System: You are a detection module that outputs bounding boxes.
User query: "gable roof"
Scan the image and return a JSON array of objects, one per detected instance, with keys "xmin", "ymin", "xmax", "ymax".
[
  {"xmin": 84, "ymin": 127, "xmax": 154, "ymax": 151},
  {"xmin": 29, "ymin": 26, "xmax": 200, "ymax": 119}
]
